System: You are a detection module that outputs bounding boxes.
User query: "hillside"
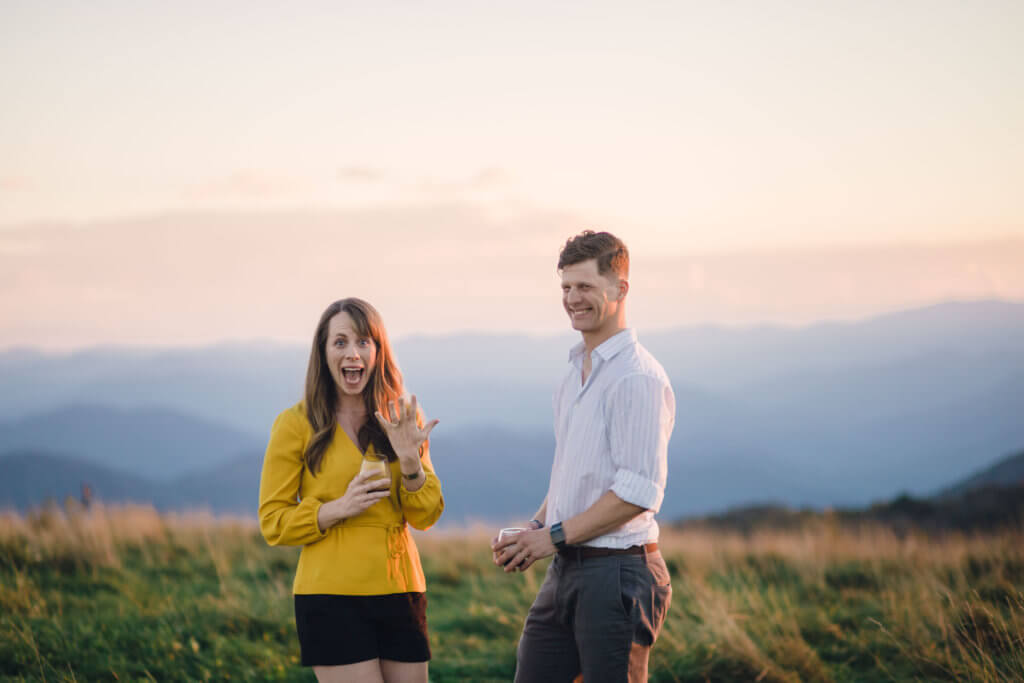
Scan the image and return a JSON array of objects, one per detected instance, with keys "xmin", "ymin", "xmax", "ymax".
[
  {"xmin": 0, "ymin": 451, "xmax": 158, "ymax": 510},
  {"xmin": 677, "ymin": 485, "xmax": 1024, "ymax": 536},
  {"xmin": 0, "ymin": 404, "xmax": 261, "ymax": 480},
  {"xmin": 0, "ymin": 426, "xmax": 557, "ymax": 523},
  {"xmin": 939, "ymin": 448, "xmax": 1024, "ymax": 498},
  {"xmin": 678, "ymin": 451, "xmax": 1024, "ymax": 536}
]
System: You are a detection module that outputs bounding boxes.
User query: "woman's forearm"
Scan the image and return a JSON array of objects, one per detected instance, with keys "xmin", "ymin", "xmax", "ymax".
[{"xmin": 316, "ymin": 499, "xmax": 344, "ymax": 532}]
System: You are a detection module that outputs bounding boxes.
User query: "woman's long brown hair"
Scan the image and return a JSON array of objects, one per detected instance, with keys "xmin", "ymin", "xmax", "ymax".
[{"xmin": 303, "ymin": 298, "xmax": 404, "ymax": 475}]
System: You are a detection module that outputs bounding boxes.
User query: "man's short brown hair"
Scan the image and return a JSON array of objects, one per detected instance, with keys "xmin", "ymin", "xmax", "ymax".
[{"xmin": 557, "ymin": 230, "xmax": 629, "ymax": 279}]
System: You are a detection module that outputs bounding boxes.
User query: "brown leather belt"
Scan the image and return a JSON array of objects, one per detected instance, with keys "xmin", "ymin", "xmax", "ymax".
[{"xmin": 559, "ymin": 542, "xmax": 658, "ymax": 560}]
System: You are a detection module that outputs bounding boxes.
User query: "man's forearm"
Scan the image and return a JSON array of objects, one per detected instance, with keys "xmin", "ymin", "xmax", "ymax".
[{"xmin": 560, "ymin": 490, "xmax": 646, "ymax": 546}]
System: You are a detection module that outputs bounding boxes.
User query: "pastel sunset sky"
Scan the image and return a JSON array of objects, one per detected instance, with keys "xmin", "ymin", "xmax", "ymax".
[{"xmin": 2, "ymin": 1, "xmax": 1022, "ymax": 349}]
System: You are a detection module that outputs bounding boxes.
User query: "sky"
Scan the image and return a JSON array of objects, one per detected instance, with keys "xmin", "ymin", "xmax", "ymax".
[{"xmin": 1, "ymin": 1, "xmax": 1022, "ymax": 349}]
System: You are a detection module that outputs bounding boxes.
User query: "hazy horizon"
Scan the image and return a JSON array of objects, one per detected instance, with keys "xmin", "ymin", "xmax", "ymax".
[
  {"xmin": 2, "ymin": 208, "xmax": 1022, "ymax": 351},
  {"xmin": 1, "ymin": 294, "xmax": 1022, "ymax": 355}
]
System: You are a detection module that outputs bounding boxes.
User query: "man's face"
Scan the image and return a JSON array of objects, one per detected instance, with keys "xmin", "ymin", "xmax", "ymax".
[{"xmin": 560, "ymin": 259, "xmax": 623, "ymax": 335}]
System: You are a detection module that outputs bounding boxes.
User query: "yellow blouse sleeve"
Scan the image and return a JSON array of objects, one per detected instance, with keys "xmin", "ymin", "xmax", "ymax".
[
  {"xmin": 399, "ymin": 442, "xmax": 444, "ymax": 530},
  {"xmin": 258, "ymin": 408, "xmax": 328, "ymax": 546}
]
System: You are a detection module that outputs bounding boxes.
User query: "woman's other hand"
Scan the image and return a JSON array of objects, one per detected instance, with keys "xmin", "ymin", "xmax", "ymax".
[{"xmin": 317, "ymin": 470, "xmax": 392, "ymax": 531}]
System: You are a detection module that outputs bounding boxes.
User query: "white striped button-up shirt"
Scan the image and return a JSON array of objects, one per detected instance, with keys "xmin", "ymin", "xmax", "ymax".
[{"xmin": 546, "ymin": 328, "xmax": 676, "ymax": 548}]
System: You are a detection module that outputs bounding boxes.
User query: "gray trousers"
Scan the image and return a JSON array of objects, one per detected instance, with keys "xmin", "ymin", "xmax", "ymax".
[{"xmin": 514, "ymin": 549, "xmax": 672, "ymax": 683}]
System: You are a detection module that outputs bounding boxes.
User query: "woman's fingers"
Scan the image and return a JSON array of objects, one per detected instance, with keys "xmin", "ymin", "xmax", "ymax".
[
  {"xmin": 423, "ymin": 419, "xmax": 439, "ymax": 438},
  {"xmin": 350, "ymin": 471, "xmax": 389, "ymax": 495},
  {"xmin": 357, "ymin": 480, "xmax": 384, "ymax": 495},
  {"xmin": 376, "ymin": 395, "xmax": 435, "ymax": 427},
  {"xmin": 353, "ymin": 470, "xmax": 380, "ymax": 486},
  {"xmin": 358, "ymin": 488, "xmax": 390, "ymax": 508}
]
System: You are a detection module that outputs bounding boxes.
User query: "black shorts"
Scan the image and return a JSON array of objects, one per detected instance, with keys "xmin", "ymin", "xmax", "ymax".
[{"xmin": 294, "ymin": 592, "xmax": 431, "ymax": 666}]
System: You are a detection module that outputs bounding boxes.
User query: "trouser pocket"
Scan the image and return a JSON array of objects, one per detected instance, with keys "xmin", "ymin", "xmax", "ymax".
[{"xmin": 620, "ymin": 555, "xmax": 672, "ymax": 646}]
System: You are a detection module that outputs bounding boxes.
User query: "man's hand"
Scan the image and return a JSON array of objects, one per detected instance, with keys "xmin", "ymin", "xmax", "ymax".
[{"xmin": 491, "ymin": 527, "xmax": 556, "ymax": 573}]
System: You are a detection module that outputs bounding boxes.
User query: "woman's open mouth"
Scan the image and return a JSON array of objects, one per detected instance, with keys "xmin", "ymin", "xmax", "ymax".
[{"xmin": 341, "ymin": 368, "xmax": 364, "ymax": 386}]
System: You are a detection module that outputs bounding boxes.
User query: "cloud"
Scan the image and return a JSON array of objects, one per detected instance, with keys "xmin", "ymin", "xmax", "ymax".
[
  {"xmin": 630, "ymin": 239, "xmax": 1024, "ymax": 328},
  {"xmin": 0, "ymin": 202, "xmax": 585, "ymax": 347},
  {"xmin": 469, "ymin": 167, "xmax": 508, "ymax": 188},
  {"xmin": 181, "ymin": 170, "xmax": 301, "ymax": 200},
  {"xmin": 412, "ymin": 167, "xmax": 510, "ymax": 195},
  {"xmin": 3, "ymin": 207, "xmax": 1022, "ymax": 350},
  {"xmin": 337, "ymin": 166, "xmax": 387, "ymax": 183},
  {"xmin": 0, "ymin": 176, "xmax": 32, "ymax": 192}
]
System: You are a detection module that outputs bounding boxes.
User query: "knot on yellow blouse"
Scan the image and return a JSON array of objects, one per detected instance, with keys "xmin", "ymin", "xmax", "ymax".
[{"xmin": 386, "ymin": 524, "xmax": 406, "ymax": 560}]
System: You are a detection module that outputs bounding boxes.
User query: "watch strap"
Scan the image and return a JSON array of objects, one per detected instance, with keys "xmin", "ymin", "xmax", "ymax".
[{"xmin": 549, "ymin": 522, "xmax": 566, "ymax": 550}]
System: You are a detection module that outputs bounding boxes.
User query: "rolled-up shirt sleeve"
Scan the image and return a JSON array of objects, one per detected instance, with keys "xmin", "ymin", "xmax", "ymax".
[
  {"xmin": 258, "ymin": 409, "xmax": 328, "ymax": 547},
  {"xmin": 399, "ymin": 442, "xmax": 445, "ymax": 530},
  {"xmin": 606, "ymin": 373, "xmax": 675, "ymax": 512}
]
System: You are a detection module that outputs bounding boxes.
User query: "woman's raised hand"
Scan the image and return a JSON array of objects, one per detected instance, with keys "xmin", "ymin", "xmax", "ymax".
[{"xmin": 374, "ymin": 394, "xmax": 439, "ymax": 465}]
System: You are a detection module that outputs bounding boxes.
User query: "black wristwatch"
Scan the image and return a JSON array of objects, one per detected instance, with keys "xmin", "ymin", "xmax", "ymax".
[{"xmin": 549, "ymin": 522, "xmax": 566, "ymax": 550}]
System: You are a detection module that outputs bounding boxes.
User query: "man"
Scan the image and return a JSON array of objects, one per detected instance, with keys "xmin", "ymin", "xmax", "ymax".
[{"xmin": 493, "ymin": 230, "xmax": 676, "ymax": 682}]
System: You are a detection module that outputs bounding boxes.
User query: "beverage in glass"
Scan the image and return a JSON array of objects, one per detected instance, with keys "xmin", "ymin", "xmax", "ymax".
[
  {"xmin": 498, "ymin": 527, "xmax": 527, "ymax": 543},
  {"xmin": 360, "ymin": 453, "xmax": 391, "ymax": 491},
  {"xmin": 498, "ymin": 527, "xmax": 527, "ymax": 568}
]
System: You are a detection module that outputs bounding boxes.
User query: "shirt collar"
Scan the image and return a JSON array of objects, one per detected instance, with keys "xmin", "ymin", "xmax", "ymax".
[{"xmin": 568, "ymin": 328, "xmax": 637, "ymax": 365}]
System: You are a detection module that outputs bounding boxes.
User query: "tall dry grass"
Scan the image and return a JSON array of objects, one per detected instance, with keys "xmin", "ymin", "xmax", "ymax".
[
  {"xmin": 650, "ymin": 524, "xmax": 1024, "ymax": 682},
  {"xmin": 1, "ymin": 506, "xmax": 1022, "ymax": 681}
]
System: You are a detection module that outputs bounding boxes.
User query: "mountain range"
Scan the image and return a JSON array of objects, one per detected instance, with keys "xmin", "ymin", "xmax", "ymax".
[{"xmin": 1, "ymin": 299, "xmax": 1022, "ymax": 521}]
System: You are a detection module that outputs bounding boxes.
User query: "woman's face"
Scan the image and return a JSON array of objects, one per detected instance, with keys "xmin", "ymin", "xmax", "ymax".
[{"xmin": 324, "ymin": 311, "xmax": 378, "ymax": 397}]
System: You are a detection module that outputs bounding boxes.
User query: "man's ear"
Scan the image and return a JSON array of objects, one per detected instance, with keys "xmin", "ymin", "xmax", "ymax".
[{"xmin": 617, "ymin": 279, "xmax": 629, "ymax": 301}]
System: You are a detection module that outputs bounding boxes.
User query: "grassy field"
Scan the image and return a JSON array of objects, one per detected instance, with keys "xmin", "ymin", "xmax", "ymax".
[{"xmin": 1, "ymin": 504, "xmax": 1022, "ymax": 682}]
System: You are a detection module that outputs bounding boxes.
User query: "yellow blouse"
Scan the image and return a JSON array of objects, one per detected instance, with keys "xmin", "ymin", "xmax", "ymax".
[{"xmin": 258, "ymin": 403, "xmax": 444, "ymax": 596}]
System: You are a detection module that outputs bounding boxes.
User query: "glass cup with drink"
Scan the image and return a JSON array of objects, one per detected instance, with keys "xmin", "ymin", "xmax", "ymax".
[
  {"xmin": 359, "ymin": 452, "xmax": 391, "ymax": 492},
  {"xmin": 497, "ymin": 527, "xmax": 527, "ymax": 570}
]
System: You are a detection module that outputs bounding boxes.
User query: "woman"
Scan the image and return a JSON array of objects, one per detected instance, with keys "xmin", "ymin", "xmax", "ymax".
[{"xmin": 259, "ymin": 298, "xmax": 443, "ymax": 683}]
